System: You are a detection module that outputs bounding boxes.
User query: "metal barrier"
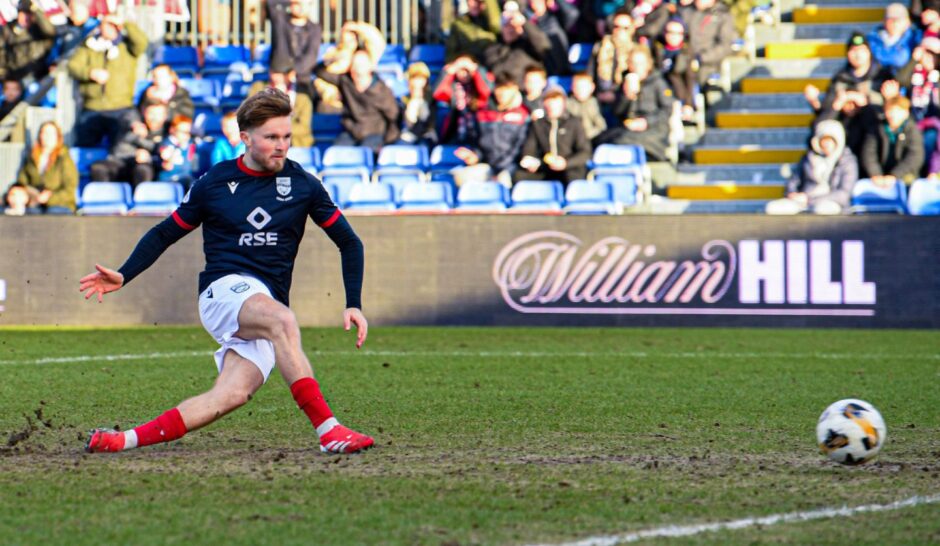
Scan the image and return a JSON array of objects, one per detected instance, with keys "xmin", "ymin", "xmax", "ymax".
[{"xmin": 0, "ymin": 143, "xmax": 26, "ymax": 196}]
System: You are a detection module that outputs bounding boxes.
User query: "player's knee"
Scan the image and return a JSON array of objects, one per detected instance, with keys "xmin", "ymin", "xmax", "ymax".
[
  {"xmin": 219, "ymin": 384, "xmax": 254, "ymax": 411},
  {"xmin": 267, "ymin": 307, "xmax": 300, "ymax": 343}
]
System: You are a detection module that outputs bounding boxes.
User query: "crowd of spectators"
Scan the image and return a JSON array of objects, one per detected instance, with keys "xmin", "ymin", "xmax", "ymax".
[{"xmin": 4, "ymin": 0, "xmax": 940, "ymax": 216}]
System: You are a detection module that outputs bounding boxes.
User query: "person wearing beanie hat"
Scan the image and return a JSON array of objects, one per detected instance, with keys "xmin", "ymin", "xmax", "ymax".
[{"xmin": 766, "ymin": 120, "xmax": 858, "ymax": 215}]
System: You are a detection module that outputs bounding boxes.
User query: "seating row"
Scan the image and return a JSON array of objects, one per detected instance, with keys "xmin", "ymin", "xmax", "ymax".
[{"xmin": 851, "ymin": 178, "xmax": 940, "ymax": 216}]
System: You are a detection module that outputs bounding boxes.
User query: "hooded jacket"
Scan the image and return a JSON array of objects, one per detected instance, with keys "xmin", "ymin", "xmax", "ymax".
[{"xmin": 788, "ymin": 119, "xmax": 858, "ymax": 208}]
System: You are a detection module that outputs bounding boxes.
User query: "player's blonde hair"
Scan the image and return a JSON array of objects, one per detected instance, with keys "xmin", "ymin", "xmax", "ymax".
[{"xmin": 236, "ymin": 88, "xmax": 292, "ymax": 132}]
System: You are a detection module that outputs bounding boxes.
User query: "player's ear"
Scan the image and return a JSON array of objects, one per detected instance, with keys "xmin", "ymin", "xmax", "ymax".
[{"xmin": 240, "ymin": 130, "xmax": 250, "ymax": 147}]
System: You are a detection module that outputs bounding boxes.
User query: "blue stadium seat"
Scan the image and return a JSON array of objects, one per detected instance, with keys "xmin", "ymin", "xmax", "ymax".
[
  {"xmin": 203, "ymin": 45, "xmax": 251, "ymax": 71},
  {"xmin": 322, "ymin": 182, "xmax": 339, "ymax": 204},
  {"xmin": 568, "ymin": 43, "xmax": 593, "ymax": 73},
  {"xmin": 152, "ymin": 45, "xmax": 199, "ymax": 76},
  {"xmin": 591, "ymin": 171, "xmax": 639, "ymax": 207},
  {"xmin": 456, "ymin": 181, "xmax": 509, "ymax": 212},
  {"xmin": 563, "ymin": 180, "xmax": 619, "ymax": 215},
  {"xmin": 79, "ymin": 182, "xmax": 133, "ymax": 215},
  {"xmin": 252, "ymin": 43, "xmax": 271, "ymax": 68},
  {"xmin": 380, "ymin": 44, "xmax": 407, "ymax": 66},
  {"xmin": 375, "ymin": 171, "xmax": 424, "ymax": 202},
  {"xmin": 179, "ymin": 78, "xmax": 220, "ymax": 104},
  {"xmin": 312, "ymin": 113, "xmax": 343, "ymax": 143},
  {"xmin": 130, "ymin": 181, "xmax": 184, "ymax": 216},
  {"xmin": 222, "ymin": 80, "xmax": 252, "ymax": 100},
  {"xmin": 377, "ymin": 144, "xmax": 429, "ymax": 171},
  {"xmin": 429, "ymin": 144, "xmax": 467, "ymax": 180},
  {"xmin": 133, "ymin": 80, "xmax": 151, "ymax": 103},
  {"xmin": 376, "ymin": 44, "xmax": 407, "ymax": 82},
  {"xmin": 345, "ymin": 182, "xmax": 397, "ymax": 212},
  {"xmin": 194, "ymin": 111, "xmax": 223, "ymax": 139},
  {"xmin": 287, "ymin": 147, "xmax": 321, "ymax": 171},
  {"xmin": 408, "ymin": 44, "xmax": 446, "ymax": 74},
  {"xmin": 905, "ymin": 178, "xmax": 940, "ymax": 215},
  {"xmin": 70, "ymin": 147, "xmax": 109, "ymax": 187},
  {"xmin": 322, "ymin": 145, "xmax": 374, "ymax": 171},
  {"xmin": 547, "ymin": 75, "xmax": 573, "ymax": 94},
  {"xmin": 850, "ymin": 179, "xmax": 908, "ymax": 214},
  {"xmin": 317, "ymin": 42, "xmax": 335, "ymax": 63},
  {"xmin": 509, "ymin": 181, "xmax": 564, "ymax": 212},
  {"xmin": 320, "ymin": 173, "xmax": 365, "ymax": 207},
  {"xmin": 590, "ymin": 143, "xmax": 647, "ymax": 168},
  {"xmin": 398, "ymin": 181, "xmax": 454, "ymax": 212}
]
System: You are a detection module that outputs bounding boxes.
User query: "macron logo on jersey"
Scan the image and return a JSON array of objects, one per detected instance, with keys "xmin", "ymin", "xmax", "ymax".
[
  {"xmin": 228, "ymin": 181, "xmax": 239, "ymax": 194},
  {"xmin": 239, "ymin": 206, "xmax": 278, "ymax": 246}
]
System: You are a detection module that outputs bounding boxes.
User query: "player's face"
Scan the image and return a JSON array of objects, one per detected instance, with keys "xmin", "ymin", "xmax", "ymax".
[{"xmin": 243, "ymin": 116, "xmax": 291, "ymax": 172}]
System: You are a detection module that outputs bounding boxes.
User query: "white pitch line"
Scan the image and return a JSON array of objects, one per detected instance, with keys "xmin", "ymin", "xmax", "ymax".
[
  {"xmin": 0, "ymin": 348, "xmax": 936, "ymax": 366},
  {"xmin": 527, "ymin": 493, "xmax": 940, "ymax": 546}
]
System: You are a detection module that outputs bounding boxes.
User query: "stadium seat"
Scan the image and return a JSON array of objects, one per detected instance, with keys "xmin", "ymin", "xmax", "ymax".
[
  {"xmin": 456, "ymin": 181, "xmax": 509, "ymax": 212},
  {"xmin": 375, "ymin": 171, "xmax": 424, "ymax": 202},
  {"xmin": 850, "ymin": 179, "xmax": 908, "ymax": 214},
  {"xmin": 906, "ymin": 178, "xmax": 940, "ymax": 215},
  {"xmin": 287, "ymin": 147, "xmax": 321, "ymax": 172},
  {"xmin": 203, "ymin": 45, "xmax": 251, "ymax": 72},
  {"xmin": 322, "ymin": 145, "xmax": 374, "ymax": 172},
  {"xmin": 408, "ymin": 44, "xmax": 446, "ymax": 74},
  {"xmin": 568, "ymin": 43, "xmax": 593, "ymax": 73},
  {"xmin": 509, "ymin": 181, "xmax": 564, "ymax": 212},
  {"xmin": 317, "ymin": 42, "xmax": 335, "ymax": 63},
  {"xmin": 79, "ymin": 182, "xmax": 133, "ymax": 215},
  {"xmin": 194, "ymin": 111, "xmax": 223, "ymax": 139},
  {"xmin": 591, "ymin": 171, "xmax": 639, "ymax": 207},
  {"xmin": 195, "ymin": 140, "xmax": 215, "ymax": 176},
  {"xmin": 345, "ymin": 181, "xmax": 397, "ymax": 212},
  {"xmin": 179, "ymin": 78, "xmax": 220, "ymax": 105},
  {"xmin": 429, "ymin": 144, "xmax": 466, "ymax": 180},
  {"xmin": 398, "ymin": 181, "xmax": 454, "ymax": 212},
  {"xmin": 70, "ymin": 147, "xmax": 109, "ymax": 187},
  {"xmin": 377, "ymin": 144, "xmax": 429, "ymax": 171},
  {"xmin": 590, "ymin": 143, "xmax": 647, "ymax": 168},
  {"xmin": 152, "ymin": 45, "xmax": 199, "ymax": 76},
  {"xmin": 222, "ymin": 80, "xmax": 252, "ymax": 101},
  {"xmin": 312, "ymin": 113, "xmax": 343, "ymax": 143},
  {"xmin": 252, "ymin": 43, "xmax": 271, "ymax": 69},
  {"xmin": 563, "ymin": 180, "xmax": 619, "ymax": 215},
  {"xmin": 133, "ymin": 80, "xmax": 151, "ymax": 103},
  {"xmin": 130, "ymin": 181, "xmax": 184, "ymax": 216},
  {"xmin": 547, "ymin": 75, "xmax": 573, "ymax": 94},
  {"xmin": 321, "ymin": 172, "xmax": 368, "ymax": 206}
]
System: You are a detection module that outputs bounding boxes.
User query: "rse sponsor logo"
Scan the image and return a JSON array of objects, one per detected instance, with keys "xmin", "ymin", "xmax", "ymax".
[{"xmin": 238, "ymin": 232, "xmax": 279, "ymax": 246}]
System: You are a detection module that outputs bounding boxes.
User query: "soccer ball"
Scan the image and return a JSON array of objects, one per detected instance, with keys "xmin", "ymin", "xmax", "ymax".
[{"xmin": 816, "ymin": 399, "xmax": 886, "ymax": 465}]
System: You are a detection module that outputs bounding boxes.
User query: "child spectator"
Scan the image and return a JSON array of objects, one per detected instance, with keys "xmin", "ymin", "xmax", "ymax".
[
  {"xmin": 210, "ymin": 111, "xmax": 246, "ymax": 165},
  {"xmin": 399, "ymin": 62, "xmax": 438, "ymax": 146},
  {"xmin": 157, "ymin": 115, "xmax": 197, "ymax": 189},
  {"xmin": 766, "ymin": 120, "xmax": 857, "ymax": 215},
  {"xmin": 523, "ymin": 65, "xmax": 549, "ymax": 118},
  {"xmin": 515, "ymin": 84, "xmax": 592, "ymax": 185},
  {"xmin": 566, "ymin": 72, "xmax": 607, "ymax": 140},
  {"xmin": 654, "ymin": 18, "xmax": 697, "ymax": 122},
  {"xmin": 3, "ymin": 121, "xmax": 77, "ymax": 215},
  {"xmin": 138, "ymin": 64, "xmax": 195, "ymax": 123}
]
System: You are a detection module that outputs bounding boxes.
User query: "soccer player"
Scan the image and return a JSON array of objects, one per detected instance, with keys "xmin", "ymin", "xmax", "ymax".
[{"xmin": 79, "ymin": 88, "xmax": 374, "ymax": 455}]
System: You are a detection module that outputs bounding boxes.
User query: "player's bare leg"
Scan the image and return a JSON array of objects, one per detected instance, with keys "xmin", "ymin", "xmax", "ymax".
[
  {"xmin": 235, "ymin": 293, "xmax": 374, "ymax": 453},
  {"xmin": 86, "ymin": 351, "xmax": 263, "ymax": 453}
]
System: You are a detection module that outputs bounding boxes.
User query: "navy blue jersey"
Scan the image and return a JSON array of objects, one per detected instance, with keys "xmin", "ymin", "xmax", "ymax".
[{"xmin": 117, "ymin": 156, "xmax": 364, "ymax": 308}]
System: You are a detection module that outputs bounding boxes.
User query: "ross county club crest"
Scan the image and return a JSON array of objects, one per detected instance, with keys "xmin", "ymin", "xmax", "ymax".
[{"xmin": 276, "ymin": 177, "xmax": 293, "ymax": 201}]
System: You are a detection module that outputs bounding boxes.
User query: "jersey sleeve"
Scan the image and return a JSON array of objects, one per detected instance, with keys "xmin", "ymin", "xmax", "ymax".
[
  {"xmin": 307, "ymin": 177, "xmax": 342, "ymax": 228},
  {"xmin": 172, "ymin": 176, "xmax": 209, "ymax": 230}
]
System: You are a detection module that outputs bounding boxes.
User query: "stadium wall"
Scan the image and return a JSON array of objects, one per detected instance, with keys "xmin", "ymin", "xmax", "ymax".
[{"xmin": 0, "ymin": 216, "xmax": 937, "ymax": 328}]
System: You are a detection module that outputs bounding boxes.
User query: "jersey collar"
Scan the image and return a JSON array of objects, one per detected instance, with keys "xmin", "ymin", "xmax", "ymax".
[{"xmin": 237, "ymin": 155, "xmax": 277, "ymax": 177}]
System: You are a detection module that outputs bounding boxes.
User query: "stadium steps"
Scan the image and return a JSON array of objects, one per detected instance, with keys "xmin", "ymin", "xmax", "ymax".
[
  {"xmin": 643, "ymin": 197, "xmax": 774, "ymax": 214},
  {"xmin": 737, "ymin": 58, "xmax": 844, "ymax": 93},
  {"xmin": 791, "ymin": 6, "xmax": 884, "ymax": 24}
]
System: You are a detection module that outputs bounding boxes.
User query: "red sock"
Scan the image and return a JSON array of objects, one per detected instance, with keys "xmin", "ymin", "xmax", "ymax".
[
  {"xmin": 290, "ymin": 377, "xmax": 334, "ymax": 428},
  {"xmin": 133, "ymin": 408, "xmax": 188, "ymax": 448}
]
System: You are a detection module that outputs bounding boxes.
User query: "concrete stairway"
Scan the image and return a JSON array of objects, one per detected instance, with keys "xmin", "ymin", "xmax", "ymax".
[{"xmin": 669, "ymin": 1, "xmax": 889, "ymax": 211}]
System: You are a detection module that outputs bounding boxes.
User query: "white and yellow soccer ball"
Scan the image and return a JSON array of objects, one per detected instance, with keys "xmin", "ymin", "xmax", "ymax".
[{"xmin": 816, "ymin": 399, "xmax": 887, "ymax": 465}]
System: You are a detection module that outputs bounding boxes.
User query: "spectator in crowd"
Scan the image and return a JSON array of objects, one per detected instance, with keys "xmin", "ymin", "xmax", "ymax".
[
  {"xmin": 138, "ymin": 64, "xmax": 195, "ymax": 123},
  {"xmin": 433, "ymin": 54, "xmax": 493, "ymax": 146},
  {"xmin": 264, "ymin": 0, "xmax": 321, "ymax": 99},
  {"xmin": 515, "ymin": 85, "xmax": 591, "ymax": 185},
  {"xmin": 892, "ymin": 43, "xmax": 940, "ymax": 122},
  {"xmin": 653, "ymin": 18, "xmax": 697, "ymax": 122},
  {"xmin": 210, "ymin": 111, "xmax": 246, "ymax": 166},
  {"xmin": 632, "ymin": 0, "xmax": 673, "ymax": 44},
  {"xmin": 594, "ymin": 45, "xmax": 674, "ymax": 161},
  {"xmin": 1, "ymin": 0, "xmax": 57, "ymax": 83},
  {"xmin": 249, "ymin": 65, "xmax": 314, "ymax": 147},
  {"xmin": 681, "ymin": 0, "xmax": 736, "ymax": 87},
  {"xmin": 765, "ymin": 120, "xmax": 857, "ymax": 215},
  {"xmin": 156, "ymin": 115, "xmax": 197, "ymax": 188},
  {"xmin": 57, "ymin": 0, "xmax": 100, "ymax": 54},
  {"xmin": 918, "ymin": 4, "xmax": 940, "ymax": 37},
  {"xmin": 566, "ymin": 71, "xmax": 607, "ymax": 140},
  {"xmin": 861, "ymin": 95, "xmax": 924, "ymax": 186},
  {"xmin": 314, "ymin": 49, "xmax": 400, "ymax": 153},
  {"xmin": 90, "ymin": 102, "xmax": 167, "ymax": 187},
  {"xmin": 590, "ymin": 8, "xmax": 637, "ymax": 103},
  {"xmin": 805, "ymin": 32, "xmax": 888, "ymax": 160},
  {"xmin": 399, "ymin": 62, "xmax": 438, "ymax": 146},
  {"xmin": 68, "ymin": 13, "xmax": 149, "ymax": 147},
  {"xmin": 315, "ymin": 20, "xmax": 385, "ymax": 114},
  {"xmin": 527, "ymin": 0, "xmax": 572, "ymax": 75},
  {"xmin": 523, "ymin": 65, "xmax": 549, "ymax": 118},
  {"xmin": 867, "ymin": 3, "xmax": 922, "ymax": 75},
  {"xmin": 911, "ymin": 0, "xmax": 940, "ymax": 25},
  {"xmin": 452, "ymin": 72, "xmax": 530, "ymax": 187},
  {"xmin": 446, "ymin": 0, "xmax": 501, "ymax": 63},
  {"xmin": 0, "ymin": 79, "xmax": 23, "ymax": 121},
  {"xmin": 483, "ymin": 1, "xmax": 552, "ymax": 85},
  {"xmin": 3, "ymin": 121, "xmax": 77, "ymax": 215}
]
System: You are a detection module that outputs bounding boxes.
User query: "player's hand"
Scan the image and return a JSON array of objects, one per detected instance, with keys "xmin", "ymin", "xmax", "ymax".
[
  {"xmin": 343, "ymin": 308, "xmax": 368, "ymax": 349},
  {"xmin": 79, "ymin": 264, "xmax": 124, "ymax": 302}
]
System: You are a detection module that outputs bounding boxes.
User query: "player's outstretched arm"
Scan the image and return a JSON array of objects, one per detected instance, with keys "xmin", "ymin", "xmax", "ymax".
[
  {"xmin": 79, "ymin": 264, "xmax": 125, "ymax": 303},
  {"xmin": 344, "ymin": 307, "xmax": 368, "ymax": 349}
]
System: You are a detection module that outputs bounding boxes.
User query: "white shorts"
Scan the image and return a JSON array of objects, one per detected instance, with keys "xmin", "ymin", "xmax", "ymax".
[{"xmin": 198, "ymin": 274, "xmax": 276, "ymax": 382}]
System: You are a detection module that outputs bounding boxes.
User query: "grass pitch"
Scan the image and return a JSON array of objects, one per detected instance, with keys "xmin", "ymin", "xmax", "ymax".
[{"xmin": 0, "ymin": 326, "xmax": 938, "ymax": 545}]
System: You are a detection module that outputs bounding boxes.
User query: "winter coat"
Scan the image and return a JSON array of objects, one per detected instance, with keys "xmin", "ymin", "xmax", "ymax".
[
  {"xmin": 589, "ymin": 34, "xmax": 635, "ymax": 93},
  {"xmin": 653, "ymin": 41, "xmax": 696, "ymax": 106},
  {"xmin": 15, "ymin": 147, "xmax": 79, "ymax": 211},
  {"xmin": 482, "ymin": 22, "xmax": 552, "ymax": 85},
  {"xmin": 817, "ymin": 61, "xmax": 890, "ymax": 119},
  {"xmin": 566, "ymin": 95, "xmax": 607, "ymax": 140},
  {"xmin": 477, "ymin": 102, "xmax": 530, "ymax": 173},
  {"xmin": 867, "ymin": 26, "xmax": 923, "ymax": 73},
  {"xmin": 445, "ymin": 0, "xmax": 502, "ymax": 62},
  {"xmin": 138, "ymin": 84, "xmax": 196, "ymax": 122},
  {"xmin": 680, "ymin": 3, "xmax": 736, "ymax": 69},
  {"xmin": 788, "ymin": 149, "xmax": 858, "ymax": 209},
  {"xmin": 432, "ymin": 69, "xmax": 494, "ymax": 145},
  {"xmin": 860, "ymin": 119, "xmax": 925, "ymax": 183},
  {"xmin": 1, "ymin": 8, "xmax": 56, "ymax": 81},
  {"xmin": 520, "ymin": 111, "xmax": 592, "ymax": 175},
  {"xmin": 266, "ymin": 0, "xmax": 322, "ymax": 80},
  {"xmin": 532, "ymin": 11, "xmax": 572, "ymax": 75},
  {"xmin": 314, "ymin": 64, "xmax": 401, "ymax": 143},
  {"xmin": 611, "ymin": 71, "xmax": 673, "ymax": 135},
  {"xmin": 68, "ymin": 22, "xmax": 149, "ymax": 112}
]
